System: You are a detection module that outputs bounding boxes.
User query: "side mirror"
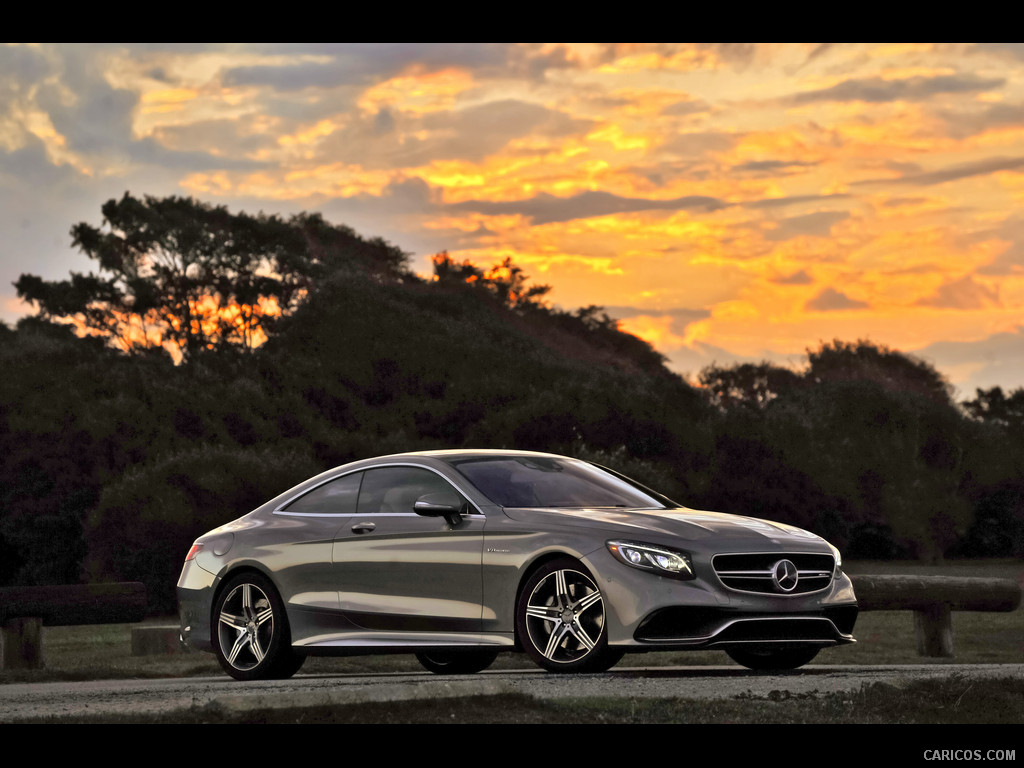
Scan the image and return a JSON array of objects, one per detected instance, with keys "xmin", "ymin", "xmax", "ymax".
[{"xmin": 414, "ymin": 493, "xmax": 466, "ymax": 526}]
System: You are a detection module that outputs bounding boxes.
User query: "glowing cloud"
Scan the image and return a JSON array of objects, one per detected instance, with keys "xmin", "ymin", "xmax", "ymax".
[{"xmin": 5, "ymin": 42, "xmax": 1024, "ymax": 393}]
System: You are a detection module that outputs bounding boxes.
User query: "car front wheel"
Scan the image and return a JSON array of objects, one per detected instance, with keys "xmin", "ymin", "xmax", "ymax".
[
  {"xmin": 213, "ymin": 572, "xmax": 305, "ymax": 681},
  {"xmin": 516, "ymin": 558, "xmax": 622, "ymax": 673},
  {"xmin": 726, "ymin": 646, "xmax": 820, "ymax": 671}
]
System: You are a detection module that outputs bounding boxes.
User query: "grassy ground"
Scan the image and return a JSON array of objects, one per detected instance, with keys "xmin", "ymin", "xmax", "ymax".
[{"xmin": 1, "ymin": 559, "xmax": 1020, "ymax": 684}]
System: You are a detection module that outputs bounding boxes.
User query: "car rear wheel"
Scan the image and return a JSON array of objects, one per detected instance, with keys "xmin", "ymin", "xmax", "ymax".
[
  {"xmin": 726, "ymin": 646, "xmax": 820, "ymax": 671},
  {"xmin": 213, "ymin": 572, "xmax": 305, "ymax": 681},
  {"xmin": 516, "ymin": 558, "xmax": 622, "ymax": 673},
  {"xmin": 415, "ymin": 649, "xmax": 500, "ymax": 674}
]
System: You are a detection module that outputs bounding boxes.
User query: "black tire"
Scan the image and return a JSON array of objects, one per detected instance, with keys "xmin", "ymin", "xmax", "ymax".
[
  {"xmin": 588, "ymin": 646, "xmax": 626, "ymax": 673},
  {"xmin": 271, "ymin": 648, "xmax": 308, "ymax": 678},
  {"xmin": 415, "ymin": 649, "xmax": 499, "ymax": 674},
  {"xmin": 212, "ymin": 571, "xmax": 305, "ymax": 681},
  {"xmin": 516, "ymin": 558, "xmax": 620, "ymax": 674},
  {"xmin": 726, "ymin": 646, "xmax": 820, "ymax": 671}
]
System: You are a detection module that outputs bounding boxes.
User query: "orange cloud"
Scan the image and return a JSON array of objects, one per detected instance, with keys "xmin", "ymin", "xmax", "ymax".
[
  {"xmin": 140, "ymin": 88, "xmax": 199, "ymax": 114},
  {"xmin": 617, "ymin": 314, "xmax": 688, "ymax": 348},
  {"xmin": 65, "ymin": 43, "xmax": 1021, "ymax": 388},
  {"xmin": 358, "ymin": 66, "xmax": 475, "ymax": 116},
  {"xmin": 278, "ymin": 118, "xmax": 342, "ymax": 147},
  {"xmin": 595, "ymin": 46, "xmax": 722, "ymax": 74},
  {"xmin": 181, "ymin": 164, "xmax": 393, "ymax": 199},
  {"xmin": 585, "ymin": 123, "xmax": 651, "ymax": 151}
]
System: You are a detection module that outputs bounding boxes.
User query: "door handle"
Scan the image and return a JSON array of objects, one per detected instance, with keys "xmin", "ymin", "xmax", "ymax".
[{"xmin": 351, "ymin": 522, "xmax": 376, "ymax": 534}]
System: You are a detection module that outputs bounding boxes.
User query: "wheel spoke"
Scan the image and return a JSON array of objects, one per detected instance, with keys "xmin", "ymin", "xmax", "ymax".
[
  {"xmin": 554, "ymin": 569, "xmax": 570, "ymax": 607},
  {"xmin": 250, "ymin": 632, "xmax": 266, "ymax": 662},
  {"xmin": 572, "ymin": 589, "xmax": 602, "ymax": 615},
  {"xmin": 226, "ymin": 630, "xmax": 250, "ymax": 665},
  {"xmin": 219, "ymin": 611, "xmax": 246, "ymax": 631},
  {"xmin": 526, "ymin": 604, "xmax": 560, "ymax": 621},
  {"xmin": 242, "ymin": 583, "xmax": 254, "ymax": 619},
  {"xmin": 255, "ymin": 606, "xmax": 273, "ymax": 626},
  {"xmin": 568, "ymin": 619, "xmax": 596, "ymax": 651},
  {"xmin": 543, "ymin": 620, "xmax": 570, "ymax": 660}
]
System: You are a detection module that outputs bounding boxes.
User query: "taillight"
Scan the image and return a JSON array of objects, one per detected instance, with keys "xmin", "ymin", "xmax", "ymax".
[{"xmin": 185, "ymin": 543, "xmax": 203, "ymax": 562}]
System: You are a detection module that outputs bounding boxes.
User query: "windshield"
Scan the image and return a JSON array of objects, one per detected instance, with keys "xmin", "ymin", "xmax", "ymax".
[{"xmin": 450, "ymin": 456, "xmax": 670, "ymax": 509}]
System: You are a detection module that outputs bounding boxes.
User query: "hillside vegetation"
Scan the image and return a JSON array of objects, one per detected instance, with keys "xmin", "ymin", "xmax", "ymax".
[{"xmin": 2, "ymin": 194, "xmax": 1021, "ymax": 611}]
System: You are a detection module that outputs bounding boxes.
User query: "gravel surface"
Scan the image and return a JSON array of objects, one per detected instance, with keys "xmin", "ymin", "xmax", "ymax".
[{"xmin": 2, "ymin": 664, "xmax": 1021, "ymax": 720}]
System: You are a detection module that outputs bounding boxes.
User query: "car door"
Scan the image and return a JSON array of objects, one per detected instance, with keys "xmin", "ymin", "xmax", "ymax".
[
  {"xmin": 269, "ymin": 470, "xmax": 361, "ymax": 615},
  {"xmin": 331, "ymin": 464, "xmax": 486, "ymax": 637}
]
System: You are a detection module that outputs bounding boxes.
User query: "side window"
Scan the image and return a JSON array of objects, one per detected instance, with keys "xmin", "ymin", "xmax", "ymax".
[
  {"xmin": 357, "ymin": 466, "xmax": 465, "ymax": 515},
  {"xmin": 284, "ymin": 472, "xmax": 362, "ymax": 515}
]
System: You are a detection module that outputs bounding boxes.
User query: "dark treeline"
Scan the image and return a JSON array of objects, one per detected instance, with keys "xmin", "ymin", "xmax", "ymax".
[{"xmin": 2, "ymin": 194, "xmax": 1022, "ymax": 612}]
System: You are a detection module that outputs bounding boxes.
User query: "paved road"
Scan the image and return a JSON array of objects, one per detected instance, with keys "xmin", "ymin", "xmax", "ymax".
[{"xmin": 2, "ymin": 664, "xmax": 1021, "ymax": 720}]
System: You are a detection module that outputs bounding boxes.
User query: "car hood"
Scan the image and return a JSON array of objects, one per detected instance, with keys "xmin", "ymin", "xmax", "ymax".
[{"xmin": 501, "ymin": 505, "xmax": 828, "ymax": 547}]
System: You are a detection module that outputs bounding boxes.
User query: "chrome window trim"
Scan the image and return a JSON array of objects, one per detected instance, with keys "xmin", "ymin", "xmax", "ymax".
[
  {"xmin": 273, "ymin": 469, "xmax": 363, "ymax": 517},
  {"xmin": 272, "ymin": 461, "xmax": 485, "ymax": 518},
  {"xmin": 274, "ymin": 510, "xmax": 355, "ymax": 518}
]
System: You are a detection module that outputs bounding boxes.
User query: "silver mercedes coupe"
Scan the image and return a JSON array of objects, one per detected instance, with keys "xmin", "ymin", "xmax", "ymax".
[{"xmin": 177, "ymin": 449, "xmax": 857, "ymax": 680}]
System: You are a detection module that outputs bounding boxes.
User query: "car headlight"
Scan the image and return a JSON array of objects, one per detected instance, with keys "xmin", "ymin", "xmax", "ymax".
[
  {"xmin": 827, "ymin": 541, "xmax": 843, "ymax": 571},
  {"xmin": 607, "ymin": 540, "xmax": 695, "ymax": 580}
]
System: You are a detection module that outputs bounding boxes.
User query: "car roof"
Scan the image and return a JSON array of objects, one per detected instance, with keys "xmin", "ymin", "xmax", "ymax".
[
  {"xmin": 308, "ymin": 449, "xmax": 575, "ymax": 483},
  {"xmin": 378, "ymin": 448, "xmax": 568, "ymax": 462}
]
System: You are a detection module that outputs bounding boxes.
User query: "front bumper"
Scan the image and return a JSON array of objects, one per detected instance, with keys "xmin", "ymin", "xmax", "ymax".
[
  {"xmin": 583, "ymin": 546, "xmax": 858, "ymax": 650},
  {"xmin": 632, "ymin": 602, "xmax": 857, "ymax": 647},
  {"xmin": 176, "ymin": 557, "xmax": 218, "ymax": 653}
]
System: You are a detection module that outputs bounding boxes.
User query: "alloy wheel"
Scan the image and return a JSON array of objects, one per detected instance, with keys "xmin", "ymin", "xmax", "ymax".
[
  {"xmin": 523, "ymin": 566, "xmax": 606, "ymax": 667},
  {"xmin": 217, "ymin": 581, "xmax": 275, "ymax": 672}
]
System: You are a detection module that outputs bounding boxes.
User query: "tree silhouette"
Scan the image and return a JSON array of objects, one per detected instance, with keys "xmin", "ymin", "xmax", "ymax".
[
  {"xmin": 963, "ymin": 386, "xmax": 1024, "ymax": 431},
  {"xmin": 807, "ymin": 339, "xmax": 955, "ymax": 406},
  {"xmin": 431, "ymin": 252, "xmax": 550, "ymax": 309},
  {"xmin": 699, "ymin": 362, "xmax": 803, "ymax": 411},
  {"xmin": 16, "ymin": 194, "xmax": 408, "ymax": 362}
]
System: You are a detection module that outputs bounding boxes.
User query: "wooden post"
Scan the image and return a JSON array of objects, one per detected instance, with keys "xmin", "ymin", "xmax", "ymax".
[
  {"xmin": 913, "ymin": 604, "xmax": 954, "ymax": 657},
  {"xmin": 1, "ymin": 617, "xmax": 44, "ymax": 670}
]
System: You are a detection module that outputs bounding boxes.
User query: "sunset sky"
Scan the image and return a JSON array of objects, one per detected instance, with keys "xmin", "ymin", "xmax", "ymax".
[{"xmin": 3, "ymin": 43, "xmax": 1023, "ymax": 396}]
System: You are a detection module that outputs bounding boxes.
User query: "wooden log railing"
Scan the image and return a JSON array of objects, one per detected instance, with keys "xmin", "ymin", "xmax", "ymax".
[
  {"xmin": 0, "ymin": 582, "xmax": 147, "ymax": 670},
  {"xmin": 850, "ymin": 574, "xmax": 1021, "ymax": 657},
  {"xmin": 2, "ymin": 577, "xmax": 1020, "ymax": 667}
]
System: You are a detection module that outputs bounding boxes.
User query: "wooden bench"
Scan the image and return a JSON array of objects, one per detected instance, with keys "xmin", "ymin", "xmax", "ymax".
[
  {"xmin": 0, "ymin": 582, "xmax": 147, "ymax": 670},
  {"xmin": 850, "ymin": 574, "xmax": 1021, "ymax": 657}
]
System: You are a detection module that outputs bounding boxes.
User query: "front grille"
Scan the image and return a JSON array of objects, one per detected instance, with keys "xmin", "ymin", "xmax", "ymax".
[{"xmin": 713, "ymin": 552, "xmax": 835, "ymax": 595}]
